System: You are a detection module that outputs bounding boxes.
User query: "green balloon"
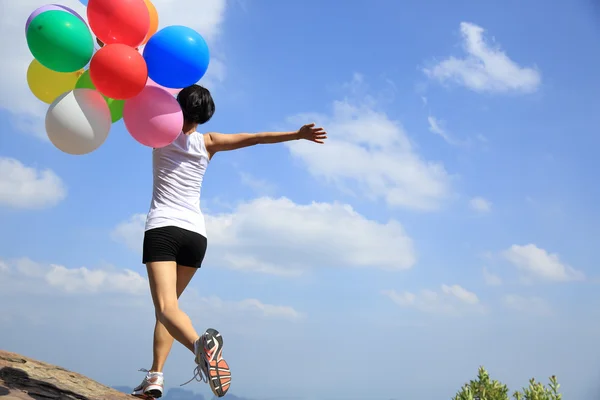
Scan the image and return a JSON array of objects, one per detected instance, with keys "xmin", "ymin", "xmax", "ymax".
[
  {"xmin": 26, "ymin": 10, "xmax": 93, "ymax": 73},
  {"xmin": 76, "ymin": 70, "xmax": 125, "ymax": 123}
]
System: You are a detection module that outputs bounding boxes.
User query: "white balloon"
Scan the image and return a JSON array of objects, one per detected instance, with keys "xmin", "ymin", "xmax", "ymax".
[{"xmin": 45, "ymin": 89, "xmax": 112, "ymax": 155}]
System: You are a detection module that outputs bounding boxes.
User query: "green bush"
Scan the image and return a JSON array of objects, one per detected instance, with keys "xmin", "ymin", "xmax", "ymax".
[{"xmin": 452, "ymin": 366, "xmax": 562, "ymax": 400}]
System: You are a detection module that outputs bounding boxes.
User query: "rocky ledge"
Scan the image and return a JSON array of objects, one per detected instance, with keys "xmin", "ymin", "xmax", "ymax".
[{"xmin": 0, "ymin": 349, "xmax": 132, "ymax": 400}]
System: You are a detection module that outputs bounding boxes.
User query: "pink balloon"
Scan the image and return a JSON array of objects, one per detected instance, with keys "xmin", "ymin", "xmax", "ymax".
[
  {"xmin": 147, "ymin": 77, "xmax": 181, "ymax": 95},
  {"xmin": 123, "ymin": 86, "xmax": 183, "ymax": 148}
]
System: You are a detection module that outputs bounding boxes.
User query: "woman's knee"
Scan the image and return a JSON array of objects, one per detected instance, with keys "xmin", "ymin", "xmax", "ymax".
[{"xmin": 156, "ymin": 302, "xmax": 179, "ymax": 322}]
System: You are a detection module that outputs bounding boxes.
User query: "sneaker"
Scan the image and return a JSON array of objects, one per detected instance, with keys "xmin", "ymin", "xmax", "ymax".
[
  {"xmin": 199, "ymin": 328, "xmax": 231, "ymax": 397},
  {"xmin": 181, "ymin": 328, "xmax": 231, "ymax": 397},
  {"xmin": 132, "ymin": 369, "xmax": 164, "ymax": 399}
]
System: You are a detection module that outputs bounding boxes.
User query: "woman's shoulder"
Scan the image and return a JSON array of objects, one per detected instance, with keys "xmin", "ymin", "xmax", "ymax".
[
  {"xmin": 190, "ymin": 132, "xmax": 210, "ymax": 154},
  {"xmin": 194, "ymin": 132, "xmax": 210, "ymax": 145}
]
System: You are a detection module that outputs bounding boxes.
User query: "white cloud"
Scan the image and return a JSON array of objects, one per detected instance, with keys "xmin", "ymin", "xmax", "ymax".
[
  {"xmin": 427, "ymin": 116, "xmax": 456, "ymax": 145},
  {"xmin": 0, "ymin": 157, "xmax": 67, "ymax": 209},
  {"xmin": 469, "ymin": 196, "xmax": 492, "ymax": 213},
  {"xmin": 285, "ymin": 79, "xmax": 454, "ymax": 211},
  {"xmin": 0, "ymin": 257, "xmax": 146, "ymax": 295},
  {"xmin": 47, "ymin": 265, "xmax": 147, "ymax": 294},
  {"xmin": 382, "ymin": 284, "xmax": 485, "ymax": 316},
  {"xmin": 502, "ymin": 294, "xmax": 553, "ymax": 316},
  {"xmin": 188, "ymin": 296, "xmax": 304, "ymax": 322},
  {"xmin": 441, "ymin": 284, "xmax": 479, "ymax": 304},
  {"xmin": 111, "ymin": 213, "xmax": 146, "ymax": 253},
  {"xmin": 205, "ymin": 197, "xmax": 416, "ymax": 273},
  {"xmin": 202, "ymin": 57, "xmax": 227, "ymax": 87},
  {"xmin": 482, "ymin": 267, "xmax": 502, "ymax": 286},
  {"xmin": 152, "ymin": 0, "xmax": 226, "ymax": 43},
  {"xmin": 503, "ymin": 244, "xmax": 584, "ymax": 283},
  {"xmin": 111, "ymin": 197, "xmax": 417, "ymax": 276},
  {"xmin": 1, "ymin": 0, "xmax": 227, "ymax": 137},
  {"xmin": 0, "ymin": 257, "xmax": 302, "ymax": 321},
  {"xmin": 423, "ymin": 22, "xmax": 541, "ymax": 94}
]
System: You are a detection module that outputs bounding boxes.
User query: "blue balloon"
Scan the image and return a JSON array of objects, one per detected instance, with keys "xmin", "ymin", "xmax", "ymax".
[
  {"xmin": 79, "ymin": 0, "xmax": 88, "ymax": 5},
  {"xmin": 143, "ymin": 25, "xmax": 210, "ymax": 89}
]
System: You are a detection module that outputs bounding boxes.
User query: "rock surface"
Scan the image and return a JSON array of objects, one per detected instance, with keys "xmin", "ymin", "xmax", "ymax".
[{"xmin": 0, "ymin": 349, "xmax": 133, "ymax": 400}]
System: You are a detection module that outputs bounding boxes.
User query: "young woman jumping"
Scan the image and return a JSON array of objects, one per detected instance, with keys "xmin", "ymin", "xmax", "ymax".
[{"xmin": 131, "ymin": 84, "xmax": 327, "ymax": 399}]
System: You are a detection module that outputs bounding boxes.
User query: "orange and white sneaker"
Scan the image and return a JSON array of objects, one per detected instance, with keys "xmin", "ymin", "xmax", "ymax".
[
  {"xmin": 181, "ymin": 328, "xmax": 231, "ymax": 397},
  {"xmin": 132, "ymin": 369, "xmax": 164, "ymax": 399}
]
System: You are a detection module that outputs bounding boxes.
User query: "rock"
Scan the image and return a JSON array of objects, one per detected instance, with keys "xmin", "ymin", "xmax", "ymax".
[{"xmin": 0, "ymin": 349, "xmax": 133, "ymax": 400}]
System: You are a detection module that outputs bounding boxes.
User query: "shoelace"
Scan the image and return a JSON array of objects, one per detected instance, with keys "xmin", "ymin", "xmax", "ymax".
[
  {"xmin": 180, "ymin": 360, "xmax": 209, "ymax": 386},
  {"xmin": 180, "ymin": 336, "xmax": 209, "ymax": 387}
]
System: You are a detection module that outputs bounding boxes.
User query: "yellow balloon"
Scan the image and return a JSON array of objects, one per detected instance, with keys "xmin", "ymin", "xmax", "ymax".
[{"xmin": 27, "ymin": 59, "xmax": 83, "ymax": 104}]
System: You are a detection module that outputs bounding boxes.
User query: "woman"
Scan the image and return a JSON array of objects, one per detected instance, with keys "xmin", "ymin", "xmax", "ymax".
[{"xmin": 131, "ymin": 84, "xmax": 327, "ymax": 399}]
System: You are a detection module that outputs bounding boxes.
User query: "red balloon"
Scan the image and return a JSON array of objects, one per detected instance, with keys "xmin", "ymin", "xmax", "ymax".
[
  {"xmin": 87, "ymin": 0, "xmax": 150, "ymax": 47},
  {"xmin": 90, "ymin": 44, "xmax": 148, "ymax": 100}
]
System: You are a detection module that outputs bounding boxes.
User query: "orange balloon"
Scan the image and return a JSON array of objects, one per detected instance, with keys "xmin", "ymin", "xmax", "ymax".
[
  {"xmin": 141, "ymin": 0, "xmax": 158, "ymax": 45},
  {"xmin": 89, "ymin": 44, "xmax": 148, "ymax": 100}
]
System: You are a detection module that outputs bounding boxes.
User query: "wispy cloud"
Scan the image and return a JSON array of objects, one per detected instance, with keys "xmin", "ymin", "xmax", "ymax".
[
  {"xmin": 382, "ymin": 284, "xmax": 486, "ymax": 316},
  {"xmin": 469, "ymin": 196, "xmax": 492, "ymax": 213},
  {"xmin": 0, "ymin": 157, "xmax": 67, "ymax": 209},
  {"xmin": 427, "ymin": 116, "xmax": 458, "ymax": 145},
  {"xmin": 239, "ymin": 172, "xmax": 277, "ymax": 195},
  {"xmin": 424, "ymin": 22, "xmax": 541, "ymax": 94},
  {"xmin": 482, "ymin": 267, "xmax": 502, "ymax": 286},
  {"xmin": 503, "ymin": 244, "xmax": 584, "ymax": 283},
  {"xmin": 286, "ymin": 75, "xmax": 454, "ymax": 211}
]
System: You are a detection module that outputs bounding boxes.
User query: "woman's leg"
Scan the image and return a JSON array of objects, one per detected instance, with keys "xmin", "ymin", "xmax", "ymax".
[
  {"xmin": 146, "ymin": 261, "xmax": 199, "ymax": 353},
  {"xmin": 150, "ymin": 265, "xmax": 198, "ymax": 372}
]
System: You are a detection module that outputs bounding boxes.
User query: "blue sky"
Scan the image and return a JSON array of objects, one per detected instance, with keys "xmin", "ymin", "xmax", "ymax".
[{"xmin": 2, "ymin": 0, "xmax": 600, "ymax": 399}]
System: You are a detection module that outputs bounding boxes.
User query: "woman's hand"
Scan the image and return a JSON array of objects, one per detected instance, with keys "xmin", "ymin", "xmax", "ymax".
[{"xmin": 297, "ymin": 123, "xmax": 327, "ymax": 144}]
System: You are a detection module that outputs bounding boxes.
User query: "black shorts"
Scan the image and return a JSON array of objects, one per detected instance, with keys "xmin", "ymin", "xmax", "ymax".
[{"xmin": 142, "ymin": 226, "xmax": 207, "ymax": 268}]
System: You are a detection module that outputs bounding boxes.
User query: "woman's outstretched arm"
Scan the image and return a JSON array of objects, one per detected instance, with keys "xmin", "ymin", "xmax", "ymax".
[{"xmin": 204, "ymin": 123, "xmax": 327, "ymax": 158}]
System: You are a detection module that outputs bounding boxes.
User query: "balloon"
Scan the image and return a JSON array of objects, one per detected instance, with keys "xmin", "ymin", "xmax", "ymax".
[
  {"xmin": 87, "ymin": 0, "xmax": 150, "ymax": 47},
  {"xmin": 25, "ymin": 4, "xmax": 85, "ymax": 33},
  {"xmin": 89, "ymin": 44, "xmax": 148, "ymax": 100},
  {"xmin": 27, "ymin": 59, "xmax": 83, "ymax": 104},
  {"xmin": 26, "ymin": 10, "xmax": 94, "ymax": 72},
  {"xmin": 79, "ymin": 0, "xmax": 89, "ymax": 5},
  {"xmin": 143, "ymin": 25, "xmax": 210, "ymax": 89},
  {"xmin": 76, "ymin": 70, "xmax": 125, "ymax": 123},
  {"xmin": 45, "ymin": 89, "xmax": 112, "ymax": 155},
  {"xmin": 147, "ymin": 77, "xmax": 181, "ymax": 95},
  {"xmin": 123, "ymin": 86, "xmax": 183, "ymax": 148},
  {"xmin": 141, "ymin": 0, "xmax": 159, "ymax": 45},
  {"xmin": 133, "ymin": 47, "xmax": 179, "ymax": 94}
]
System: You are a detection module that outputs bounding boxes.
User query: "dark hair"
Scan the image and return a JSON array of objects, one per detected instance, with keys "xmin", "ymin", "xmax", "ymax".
[{"xmin": 177, "ymin": 84, "xmax": 215, "ymax": 125}]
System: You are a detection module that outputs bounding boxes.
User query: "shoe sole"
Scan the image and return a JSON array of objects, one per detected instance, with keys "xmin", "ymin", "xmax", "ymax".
[
  {"xmin": 131, "ymin": 384, "xmax": 163, "ymax": 399},
  {"xmin": 204, "ymin": 328, "xmax": 231, "ymax": 398},
  {"xmin": 131, "ymin": 394, "xmax": 156, "ymax": 400},
  {"xmin": 145, "ymin": 386, "xmax": 163, "ymax": 398}
]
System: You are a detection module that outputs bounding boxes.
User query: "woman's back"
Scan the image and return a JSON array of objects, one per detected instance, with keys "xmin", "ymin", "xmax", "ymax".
[{"xmin": 145, "ymin": 131, "xmax": 210, "ymax": 236}]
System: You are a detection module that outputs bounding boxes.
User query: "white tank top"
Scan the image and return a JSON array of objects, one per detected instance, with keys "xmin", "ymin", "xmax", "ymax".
[{"xmin": 144, "ymin": 131, "xmax": 209, "ymax": 237}]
